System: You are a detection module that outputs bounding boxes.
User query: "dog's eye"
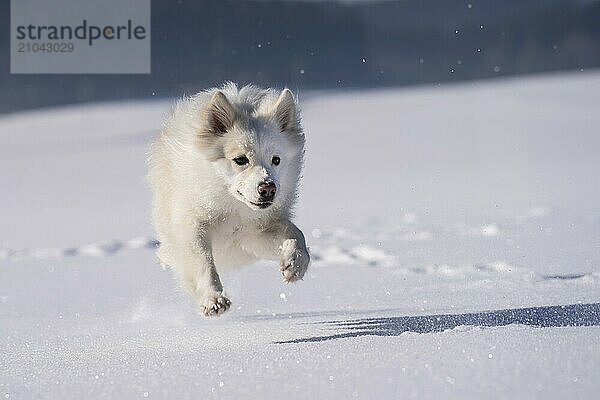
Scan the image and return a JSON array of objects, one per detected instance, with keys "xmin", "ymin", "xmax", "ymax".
[
  {"xmin": 272, "ymin": 156, "xmax": 281, "ymax": 166},
  {"xmin": 233, "ymin": 156, "xmax": 249, "ymax": 166}
]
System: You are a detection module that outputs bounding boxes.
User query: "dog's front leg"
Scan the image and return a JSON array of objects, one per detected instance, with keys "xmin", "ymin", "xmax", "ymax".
[
  {"xmin": 248, "ymin": 220, "xmax": 310, "ymax": 283},
  {"xmin": 173, "ymin": 224, "xmax": 231, "ymax": 316}
]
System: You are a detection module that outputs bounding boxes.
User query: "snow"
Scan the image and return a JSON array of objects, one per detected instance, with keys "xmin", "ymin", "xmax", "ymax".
[{"xmin": 1, "ymin": 71, "xmax": 600, "ymax": 399}]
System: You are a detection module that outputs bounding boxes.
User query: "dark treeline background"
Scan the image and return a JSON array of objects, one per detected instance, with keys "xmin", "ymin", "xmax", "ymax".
[{"xmin": 1, "ymin": 0, "xmax": 599, "ymax": 113}]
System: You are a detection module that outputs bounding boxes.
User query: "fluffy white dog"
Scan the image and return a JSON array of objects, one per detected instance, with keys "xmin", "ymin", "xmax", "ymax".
[{"xmin": 148, "ymin": 83, "xmax": 310, "ymax": 316}]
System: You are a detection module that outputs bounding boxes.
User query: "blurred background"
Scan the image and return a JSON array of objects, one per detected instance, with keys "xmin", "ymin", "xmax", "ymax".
[{"xmin": 1, "ymin": 0, "xmax": 599, "ymax": 113}]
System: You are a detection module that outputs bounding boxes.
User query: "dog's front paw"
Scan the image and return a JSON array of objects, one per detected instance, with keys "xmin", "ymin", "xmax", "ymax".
[
  {"xmin": 199, "ymin": 292, "xmax": 231, "ymax": 317},
  {"xmin": 279, "ymin": 239, "xmax": 310, "ymax": 283}
]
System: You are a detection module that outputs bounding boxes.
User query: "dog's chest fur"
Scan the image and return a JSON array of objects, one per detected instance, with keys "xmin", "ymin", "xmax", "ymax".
[{"xmin": 209, "ymin": 211, "xmax": 270, "ymax": 269}]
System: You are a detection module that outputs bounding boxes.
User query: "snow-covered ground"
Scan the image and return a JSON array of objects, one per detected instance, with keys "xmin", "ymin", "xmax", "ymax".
[{"xmin": 1, "ymin": 72, "xmax": 599, "ymax": 399}]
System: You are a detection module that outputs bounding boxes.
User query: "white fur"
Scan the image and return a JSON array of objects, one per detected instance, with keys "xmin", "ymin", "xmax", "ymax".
[{"xmin": 148, "ymin": 83, "xmax": 309, "ymax": 316}]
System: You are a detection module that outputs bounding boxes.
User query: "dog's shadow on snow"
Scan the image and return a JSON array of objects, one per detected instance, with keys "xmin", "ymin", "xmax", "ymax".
[{"xmin": 276, "ymin": 303, "xmax": 600, "ymax": 344}]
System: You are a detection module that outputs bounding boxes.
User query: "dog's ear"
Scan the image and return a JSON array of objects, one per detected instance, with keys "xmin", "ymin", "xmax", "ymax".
[
  {"xmin": 272, "ymin": 89, "xmax": 300, "ymax": 134},
  {"xmin": 203, "ymin": 91, "xmax": 235, "ymax": 135}
]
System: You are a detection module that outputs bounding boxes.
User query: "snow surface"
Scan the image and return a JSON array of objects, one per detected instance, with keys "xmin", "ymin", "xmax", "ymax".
[{"xmin": 1, "ymin": 71, "xmax": 600, "ymax": 399}]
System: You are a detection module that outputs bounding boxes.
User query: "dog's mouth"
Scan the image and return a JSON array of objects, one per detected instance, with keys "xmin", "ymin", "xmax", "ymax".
[
  {"xmin": 237, "ymin": 191, "xmax": 273, "ymax": 209},
  {"xmin": 250, "ymin": 201, "xmax": 273, "ymax": 209}
]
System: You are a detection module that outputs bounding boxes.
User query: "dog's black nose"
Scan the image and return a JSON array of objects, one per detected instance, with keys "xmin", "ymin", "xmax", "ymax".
[{"xmin": 257, "ymin": 181, "xmax": 276, "ymax": 201}]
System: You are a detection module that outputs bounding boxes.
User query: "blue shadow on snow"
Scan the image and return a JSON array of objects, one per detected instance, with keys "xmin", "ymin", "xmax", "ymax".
[{"xmin": 276, "ymin": 303, "xmax": 600, "ymax": 344}]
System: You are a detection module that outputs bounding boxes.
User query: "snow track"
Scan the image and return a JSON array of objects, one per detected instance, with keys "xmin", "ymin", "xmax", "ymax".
[
  {"xmin": 0, "ymin": 237, "xmax": 159, "ymax": 260},
  {"xmin": 2, "ymin": 234, "xmax": 598, "ymax": 285}
]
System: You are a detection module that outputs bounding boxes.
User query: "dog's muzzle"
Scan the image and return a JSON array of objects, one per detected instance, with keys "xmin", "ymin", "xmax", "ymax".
[{"xmin": 257, "ymin": 180, "xmax": 276, "ymax": 203}]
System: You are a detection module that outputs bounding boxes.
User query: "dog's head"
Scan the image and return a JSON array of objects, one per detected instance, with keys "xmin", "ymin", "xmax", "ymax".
[{"xmin": 197, "ymin": 86, "xmax": 305, "ymax": 212}]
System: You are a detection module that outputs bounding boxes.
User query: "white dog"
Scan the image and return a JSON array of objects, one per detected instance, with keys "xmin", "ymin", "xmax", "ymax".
[{"xmin": 148, "ymin": 83, "xmax": 310, "ymax": 316}]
